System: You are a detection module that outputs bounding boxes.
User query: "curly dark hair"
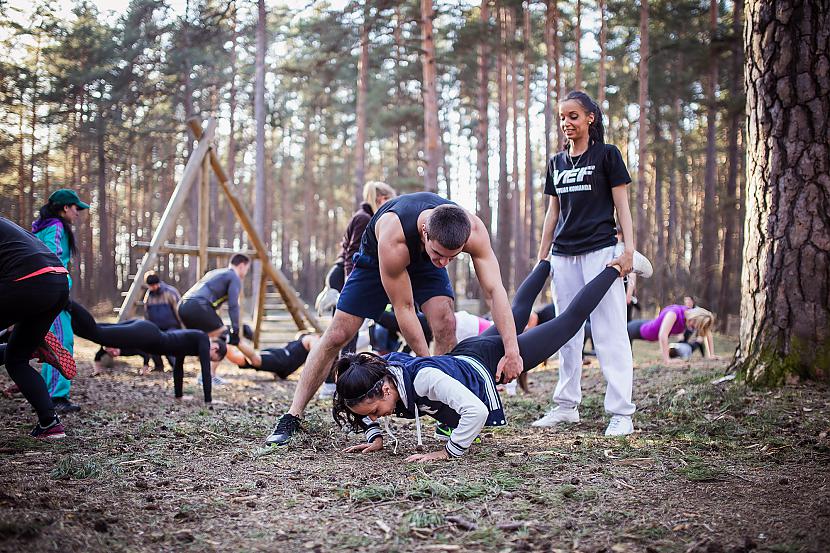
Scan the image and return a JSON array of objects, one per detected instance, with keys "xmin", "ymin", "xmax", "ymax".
[{"xmin": 331, "ymin": 352, "xmax": 395, "ymax": 433}]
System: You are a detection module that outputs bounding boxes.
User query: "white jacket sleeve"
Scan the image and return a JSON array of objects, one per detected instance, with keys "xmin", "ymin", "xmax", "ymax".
[{"xmin": 413, "ymin": 367, "xmax": 489, "ymax": 457}]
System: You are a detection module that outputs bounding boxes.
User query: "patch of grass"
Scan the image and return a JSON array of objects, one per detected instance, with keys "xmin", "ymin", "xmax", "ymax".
[
  {"xmin": 675, "ymin": 456, "xmax": 724, "ymax": 482},
  {"xmin": 345, "ymin": 483, "xmax": 397, "ymax": 502},
  {"xmin": 557, "ymin": 483, "xmax": 599, "ymax": 501},
  {"xmin": 404, "ymin": 510, "xmax": 444, "ymax": 528},
  {"xmin": 51, "ymin": 455, "xmax": 104, "ymax": 480}
]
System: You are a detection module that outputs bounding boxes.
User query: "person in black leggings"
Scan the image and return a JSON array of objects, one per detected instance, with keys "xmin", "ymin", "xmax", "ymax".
[
  {"xmin": 0, "ymin": 217, "xmax": 73, "ymax": 439},
  {"xmin": 66, "ymin": 302, "xmax": 227, "ymax": 404},
  {"xmin": 227, "ymin": 334, "xmax": 320, "ymax": 379}
]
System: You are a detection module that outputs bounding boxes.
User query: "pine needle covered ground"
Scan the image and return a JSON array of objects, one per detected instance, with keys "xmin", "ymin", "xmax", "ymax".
[{"xmin": 1, "ymin": 335, "xmax": 828, "ymax": 552}]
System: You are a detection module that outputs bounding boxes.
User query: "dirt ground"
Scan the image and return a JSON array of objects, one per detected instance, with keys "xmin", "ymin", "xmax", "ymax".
[{"xmin": 1, "ymin": 334, "xmax": 829, "ymax": 553}]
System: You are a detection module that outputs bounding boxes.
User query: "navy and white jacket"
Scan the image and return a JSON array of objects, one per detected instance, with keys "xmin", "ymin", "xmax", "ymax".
[{"xmin": 363, "ymin": 352, "xmax": 505, "ymax": 458}]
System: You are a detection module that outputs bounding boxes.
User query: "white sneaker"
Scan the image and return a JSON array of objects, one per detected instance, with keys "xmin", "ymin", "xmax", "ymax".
[
  {"xmin": 317, "ymin": 382, "xmax": 336, "ymax": 400},
  {"xmin": 531, "ymin": 405, "xmax": 580, "ymax": 427},
  {"xmin": 613, "ymin": 243, "xmax": 653, "ymax": 278},
  {"xmin": 504, "ymin": 381, "xmax": 517, "ymax": 396},
  {"xmin": 604, "ymin": 415, "xmax": 634, "ymax": 436},
  {"xmin": 211, "ymin": 376, "xmax": 227, "ymax": 386}
]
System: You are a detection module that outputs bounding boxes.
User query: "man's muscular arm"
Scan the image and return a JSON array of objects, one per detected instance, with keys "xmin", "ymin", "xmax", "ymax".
[
  {"xmin": 464, "ymin": 217, "xmax": 523, "ymax": 382},
  {"xmin": 376, "ymin": 215, "xmax": 432, "ymax": 357}
]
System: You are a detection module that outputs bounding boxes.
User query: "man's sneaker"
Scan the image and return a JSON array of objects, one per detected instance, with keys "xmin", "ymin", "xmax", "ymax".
[
  {"xmin": 242, "ymin": 324, "xmax": 254, "ymax": 340},
  {"xmin": 317, "ymin": 382, "xmax": 336, "ymax": 400},
  {"xmin": 531, "ymin": 405, "xmax": 580, "ymax": 427},
  {"xmin": 265, "ymin": 413, "xmax": 301, "ymax": 446},
  {"xmin": 53, "ymin": 397, "xmax": 81, "ymax": 414},
  {"xmin": 605, "ymin": 415, "xmax": 634, "ymax": 436},
  {"xmin": 31, "ymin": 416, "xmax": 66, "ymax": 440},
  {"xmin": 33, "ymin": 332, "xmax": 77, "ymax": 380},
  {"xmin": 212, "ymin": 376, "xmax": 227, "ymax": 386},
  {"xmin": 613, "ymin": 243, "xmax": 653, "ymax": 278}
]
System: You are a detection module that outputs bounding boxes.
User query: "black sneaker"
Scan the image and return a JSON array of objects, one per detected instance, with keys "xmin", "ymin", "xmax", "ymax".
[
  {"xmin": 265, "ymin": 413, "xmax": 301, "ymax": 446},
  {"xmin": 53, "ymin": 397, "xmax": 81, "ymax": 414},
  {"xmin": 31, "ymin": 416, "xmax": 66, "ymax": 439},
  {"xmin": 243, "ymin": 324, "xmax": 254, "ymax": 341}
]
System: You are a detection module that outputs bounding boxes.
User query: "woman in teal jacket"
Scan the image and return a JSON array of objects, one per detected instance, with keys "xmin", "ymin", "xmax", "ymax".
[{"xmin": 32, "ymin": 189, "xmax": 89, "ymax": 413}]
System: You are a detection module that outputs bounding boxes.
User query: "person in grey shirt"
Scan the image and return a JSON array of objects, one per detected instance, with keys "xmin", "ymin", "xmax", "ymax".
[{"xmin": 178, "ymin": 254, "xmax": 250, "ymax": 345}]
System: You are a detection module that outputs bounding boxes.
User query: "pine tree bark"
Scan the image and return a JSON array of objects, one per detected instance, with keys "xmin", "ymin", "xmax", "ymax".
[
  {"xmin": 420, "ymin": 0, "xmax": 441, "ymax": 192},
  {"xmin": 226, "ymin": 8, "xmax": 239, "ymax": 245},
  {"xmin": 701, "ymin": 0, "xmax": 720, "ymax": 309},
  {"xmin": 476, "ymin": 0, "xmax": 492, "ymax": 230},
  {"xmin": 737, "ymin": 0, "xmax": 830, "ymax": 382},
  {"xmin": 636, "ymin": 0, "xmax": 649, "ymax": 253},
  {"xmin": 96, "ymin": 113, "xmax": 115, "ymax": 301},
  {"xmin": 355, "ymin": 1, "xmax": 370, "ymax": 204}
]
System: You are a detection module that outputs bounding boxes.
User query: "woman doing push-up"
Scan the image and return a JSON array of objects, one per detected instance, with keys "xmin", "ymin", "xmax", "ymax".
[
  {"xmin": 332, "ymin": 252, "xmax": 652, "ymax": 463},
  {"xmin": 66, "ymin": 302, "xmax": 226, "ymax": 404}
]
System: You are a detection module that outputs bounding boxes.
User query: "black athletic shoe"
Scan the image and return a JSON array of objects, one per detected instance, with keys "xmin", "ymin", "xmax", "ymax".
[
  {"xmin": 265, "ymin": 413, "xmax": 301, "ymax": 446},
  {"xmin": 53, "ymin": 398, "xmax": 81, "ymax": 414},
  {"xmin": 243, "ymin": 324, "xmax": 254, "ymax": 341},
  {"xmin": 31, "ymin": 416, "xmax": 66, "ymax": 440}
]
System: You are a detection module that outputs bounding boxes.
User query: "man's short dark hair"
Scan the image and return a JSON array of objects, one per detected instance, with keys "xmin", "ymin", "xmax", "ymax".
[
  {"xmin": 145, "ymin": 272, "xmax": 160, "ymax": 286},
  {"xmin": 230, "ymin": 253, "xmax": 250, "ymax": 266},
  {"xmin": 425, "ymin": 205, "xmax": 471, "ymax": 250}
]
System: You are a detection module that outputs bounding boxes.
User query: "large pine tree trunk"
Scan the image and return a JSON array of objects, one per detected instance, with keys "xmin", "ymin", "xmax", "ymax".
[
  {"xmin": 476, "ymin": 0, "xmax": 492, "ymax": 230},
  {"xmin": 636, "ymin": 0, "xmax": 649, "ymax": 252},
  {"xmin": 718, "ymin": 0, "xmax": 745, "ymax": 325},
  {"xmin": 355, "ymin": 1, "xmax": 370, "ymax": 204},
  {"xmin": 701, "ymin": 0, "xmax": 720, "ymax": 309},
  {"xmin": 737, "ymin": 0, "xmax": 830, "ymax": 382},
  {"xmin": 420, "ymin": 0, "xmax": 441, "ymax": 192}
]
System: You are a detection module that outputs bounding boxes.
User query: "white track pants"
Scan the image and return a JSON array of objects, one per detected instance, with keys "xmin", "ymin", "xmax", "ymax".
[{"xmin": 550, "ymin": 245, "xmax": 635, "ymax": 416}]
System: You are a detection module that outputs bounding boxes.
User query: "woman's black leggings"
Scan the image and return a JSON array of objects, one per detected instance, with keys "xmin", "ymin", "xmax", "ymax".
[
  {"xmin": 68, "ymin": 301, "xmax": 162, "ymax": 350},
  {"xmin": 0, "ymin": 274, "xmax": 69, "ymax": 425},
  {"xmin": 479, "ymin": 260, "xmax": 620, "ymax": 371}
]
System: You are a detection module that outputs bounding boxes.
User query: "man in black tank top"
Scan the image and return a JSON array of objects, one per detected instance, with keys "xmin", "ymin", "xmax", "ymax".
[{"xmin": 266, "ymin": 192, "xmax": 523, "ymax": 446}]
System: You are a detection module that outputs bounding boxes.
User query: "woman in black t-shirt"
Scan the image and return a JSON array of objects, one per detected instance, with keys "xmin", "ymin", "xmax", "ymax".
[{"xmin": 534, "ymin": 90, "xmax": 640, "ymax": 437}]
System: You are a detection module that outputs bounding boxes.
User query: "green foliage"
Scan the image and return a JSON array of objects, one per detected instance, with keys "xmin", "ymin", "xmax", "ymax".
[{"xmin": 50, "ymin": 455, "xmax": 105, "ymax": 480}]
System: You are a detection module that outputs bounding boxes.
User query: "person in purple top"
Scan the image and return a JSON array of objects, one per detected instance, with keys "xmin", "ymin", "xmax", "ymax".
[{"xmin": 628, "ymin": 305, "xmax": 717, "ymax": 364}]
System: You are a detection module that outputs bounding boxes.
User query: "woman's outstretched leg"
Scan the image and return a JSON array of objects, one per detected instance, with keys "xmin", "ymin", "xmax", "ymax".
[
  {"xmin": 66, "ymin": 301, "xmax": 100, "ymax": 342},
  {"xmin": 519, "ymin": 266, "xmax": 620, "ymax": 369},
  {"xmin": 481, "ymin": 260, "xmax": 551, "ymax": 338}
]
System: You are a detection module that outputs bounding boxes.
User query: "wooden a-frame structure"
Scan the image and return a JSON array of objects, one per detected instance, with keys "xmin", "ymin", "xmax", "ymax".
[{"xmin": 117, "ymin": 118, "xmax": 322, "ymax": 343}]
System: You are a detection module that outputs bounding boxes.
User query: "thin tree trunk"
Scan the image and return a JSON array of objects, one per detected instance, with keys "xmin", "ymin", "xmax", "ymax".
[
  {"xmin": 668, "ymin": 96, "xmax": 681, "ymax": 267},
  {"xmin": 420, "ymin": 0, "xmax": 441, "ymax": 192},
  {"xmin": 523, "ymin": 1, "xmax": 535, "ymax": 266},
  {"xmin": 302, "ymin": 111, "xmax": 317, "ymax": 298},
  {"xmin": 355, "ymin": 1, "xmax": 370, "ymax": 204},
  {"xmin": 97, "ymin": 114, "xmax": 114, "ymax": 301},
  {"xmin": 738, "ymin": 0, "xmax": 830, "ymax": 382},
  {"xmin": 17, "ymin": 105, "xmax": 26, "ymax": 224},
  {"xmin": 226, "ymin": 8, "xmax": 239, "ymax": 247},
  {"xmin": 509, "ymin": 7, "xmax": 523, "ymax": 289},
  {"xmin": 574, "ymin": 0, "xmax": 582, "ymax": 90},
  {"xmin": 252, "ymin": 0, "xmax": 267, "ymax": 309},
  {"xmin": 496, "ymin": 2, "xmax": 512, "ymax": 289},
  {"xmin": 636, "ymin": 0, "xmax": 649, "ymax": 253},
  {"xmin": 598, "ymin": 0, "xmax": 607, "ymax": 108},
  {"xmin": 718, "ymin": 0, "xmax": 744, "ymax": 325},
  {"xmin": 544, "ymin": 0, "xmax": 554, "ymax": 162},
  {"xmin": 476, "ymin": 0, "xmax": 492, "ymax": 230},
  {"xmin": 701, "ymin": 0, "xmax": 720, "ymax": 309}
]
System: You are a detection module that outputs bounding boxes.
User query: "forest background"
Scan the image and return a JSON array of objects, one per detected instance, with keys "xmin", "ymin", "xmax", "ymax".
[{"xmin": 0, "ymin": 0, "xmax": 745, "ymax": 330}]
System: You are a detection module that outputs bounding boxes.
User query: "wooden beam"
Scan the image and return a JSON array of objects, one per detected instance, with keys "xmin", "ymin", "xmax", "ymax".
[
  {"xmin": 132, "ymin": 241, "xmax": 258, "ymax": 258},
  {"xmin": 187, "ymin": 118, "xmax": 323, "ymax": 333},
  {"xmin": 198, "ymin": 151, "xmax": 210, "ymax": 274},
  {"xmin": 117, "ymin": 119, "xmax": 218, "ymax": 322}
]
